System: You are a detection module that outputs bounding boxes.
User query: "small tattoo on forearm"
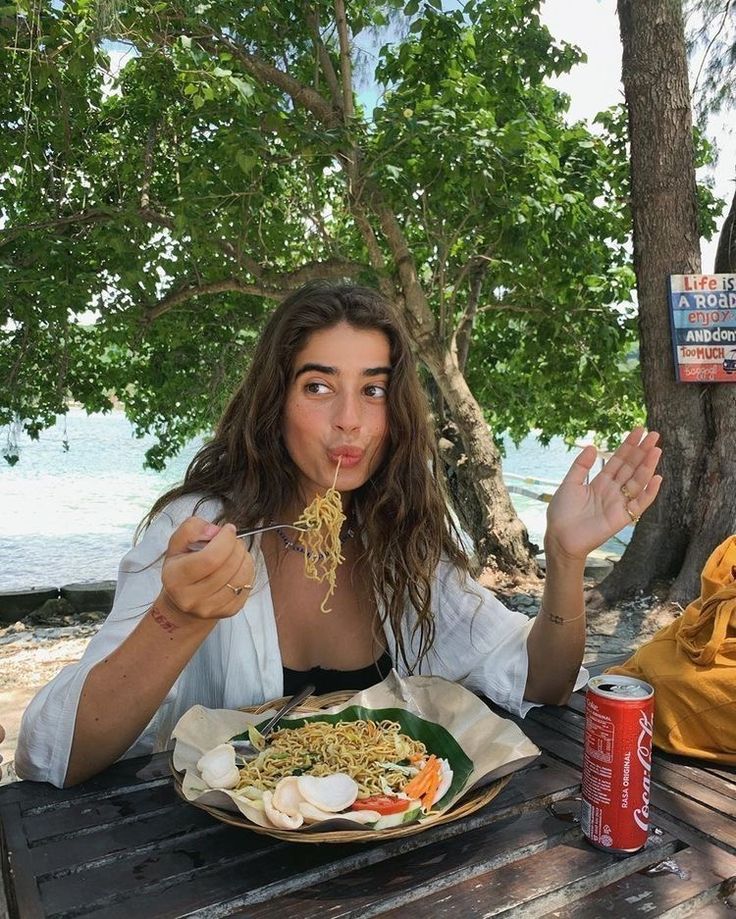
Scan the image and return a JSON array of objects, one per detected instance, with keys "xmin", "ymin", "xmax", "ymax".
[
  {"xmin": 151, "ymin": 604, "xmax": 179, "ymax": 633},
  {"xmin": 546, "ymin": 612, "xmax": 566, "ymax": 625}
]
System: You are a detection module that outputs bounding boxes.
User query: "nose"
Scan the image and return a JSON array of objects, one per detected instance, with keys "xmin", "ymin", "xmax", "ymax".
[{"xmin": 333, "ymin": 390, "xmax": 362, "ymax": 432}]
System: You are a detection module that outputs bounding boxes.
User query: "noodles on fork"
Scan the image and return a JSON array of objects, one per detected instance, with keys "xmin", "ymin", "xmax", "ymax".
[{"xmin": 294, "ymin": 459, "xmax": 346, "ymax": 613}]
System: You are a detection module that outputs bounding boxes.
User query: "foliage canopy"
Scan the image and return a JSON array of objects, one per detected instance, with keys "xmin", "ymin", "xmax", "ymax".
[{"xmin": 1, "ymin": 0, "xmax": 667, "ymax": 467}]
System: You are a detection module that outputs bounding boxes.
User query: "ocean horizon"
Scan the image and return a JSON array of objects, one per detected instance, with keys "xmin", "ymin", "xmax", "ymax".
[{"xmin": 0, "ymin": 408, "xmax": 612, "ymax": 592}]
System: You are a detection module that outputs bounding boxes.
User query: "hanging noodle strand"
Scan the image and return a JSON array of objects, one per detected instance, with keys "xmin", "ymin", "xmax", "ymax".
[{"xmin": 294, "ymin": 459, "xmax": 346, "ymax": 613}]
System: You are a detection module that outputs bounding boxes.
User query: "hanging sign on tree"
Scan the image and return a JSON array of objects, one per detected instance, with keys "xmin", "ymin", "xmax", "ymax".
[{"xmin": 669, "ymin": 274, "xmax": 736, "ymax": 382}]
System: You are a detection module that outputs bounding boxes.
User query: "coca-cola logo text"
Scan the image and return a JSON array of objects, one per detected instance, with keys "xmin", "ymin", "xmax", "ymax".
[{"xmin": 633, "ymin": 710, "xmax": 653, "ymax": 831}]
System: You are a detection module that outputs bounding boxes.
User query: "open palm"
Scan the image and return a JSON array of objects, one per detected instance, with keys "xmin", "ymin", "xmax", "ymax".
[{"xmin": 544, "ymin": 428, "xmax": 662, "ymax": 561}]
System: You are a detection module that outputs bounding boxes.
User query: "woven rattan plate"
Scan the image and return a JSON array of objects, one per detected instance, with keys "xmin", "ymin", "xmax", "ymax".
[{"xmin": 170, "ymin": 689, "xmax": 511, "ymax": 844}]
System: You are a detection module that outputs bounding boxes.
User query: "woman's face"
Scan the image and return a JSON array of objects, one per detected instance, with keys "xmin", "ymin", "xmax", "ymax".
[{"xmin": 282, "ymin": 321, "xmax": 391, "ymax": 502}]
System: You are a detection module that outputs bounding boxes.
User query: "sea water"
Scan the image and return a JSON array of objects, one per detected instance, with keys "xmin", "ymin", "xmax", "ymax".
[{"xmin": 0, "ymin": 409, "xmax": 609, "ymax": 591}]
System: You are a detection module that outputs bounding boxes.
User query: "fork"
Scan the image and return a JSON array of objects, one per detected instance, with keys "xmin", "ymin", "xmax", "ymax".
[
  {"xmin": 187, "ymin": 523, "xmax": 312, "ymax": 553},
  {"xmin": 230, "ymin": 682, "xmax": 317, "ymax": 762}
]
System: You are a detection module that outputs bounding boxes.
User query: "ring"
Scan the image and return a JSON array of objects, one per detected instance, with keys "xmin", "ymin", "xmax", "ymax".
[
  {"xmin": 624, "ymin": 504, "xmax": 640, "ymax": 524},
  {"xmin": 621, "ymin": 484, "xmax": 634, "ymax": 500},
  {"xmin": 226, "ymin": 582, "xmax": 251, "ymax": 596}
]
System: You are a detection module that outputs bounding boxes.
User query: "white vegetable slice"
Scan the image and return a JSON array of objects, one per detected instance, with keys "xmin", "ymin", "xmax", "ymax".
[
  {"xmin": 263, "ymin": 791, "xmax": 304, "ymax": 830},
  {"xmin": 296, "ymin": 773, "xmax": 359, "ymax": 812},
  {"xmin": 431, "ymin": 758, "xmax": 454, "ymax": 807},
  {"xmin": 298, "ymin": 800, "xmax": 337, "ymax": 824},
  {"xmin": 343, "ymin": 809, "xmax": 382, "ymax": 825},
  {"xmin": 196, "ymin": 743, "xmax": 240, "ymax": 790},
  {"xmin": 272, "ymin": 776, "xmax": 305, "ymax": 817}
]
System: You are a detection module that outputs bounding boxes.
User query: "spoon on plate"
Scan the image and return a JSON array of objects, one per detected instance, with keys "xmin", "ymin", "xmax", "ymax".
[{"xmin": 230, "ymin": 683, "xmax": 317, "ymax": 763}]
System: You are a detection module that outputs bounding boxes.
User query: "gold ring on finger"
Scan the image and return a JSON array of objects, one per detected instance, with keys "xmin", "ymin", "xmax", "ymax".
[
  {"xmin": 226, "ymin": 582, "xmax": 251, "ymax": 596},
  {"xmin": 624, "ymin": 503, "xmax": 640, "ymax": 524},
  {"xmin": 620, "ymin": 484, "xmax": 634, "ymax": 500}
]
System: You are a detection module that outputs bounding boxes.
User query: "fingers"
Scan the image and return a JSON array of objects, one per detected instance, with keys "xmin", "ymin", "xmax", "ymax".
[
  {"xmin": 605, "ymin": 428, "xmax": 660, "ymax": 485},
  {"xmin": 167, "ymin": 518, "xmax": 239, "ymax": 584},
  {"xmin": 625, "ymin": 473, "xmax": 663, "ymax": 521},
  {"xmin": 167, "ymin": 517, "xmax": 222, "ymax": 558},
  {"xmin": 605, "ymin": 428, "xmax": 662, "ymax": 524},
  {"xmin": 560, "ymin": 444, "xmax": 599, "ymax": 487},
  {"xmin": 162, "ymin": 517, "xmax": 254, "ymax": 618}
]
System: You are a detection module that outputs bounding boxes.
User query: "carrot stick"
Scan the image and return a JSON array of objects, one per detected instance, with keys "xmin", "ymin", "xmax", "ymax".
[
  {"xmin": 403, "ymin": 755, "xmax": 439, "ymax": 799},
  {"xmin": 422, "ymin": 771, "xmax": 441, "ymax": 810}
]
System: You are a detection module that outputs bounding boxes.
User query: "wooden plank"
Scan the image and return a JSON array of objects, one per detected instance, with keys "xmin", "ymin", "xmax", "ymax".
[
  {"xmin": 0, "ymin": 802, "xmax": 44, "ymax": 919},
  {"xmin": 652, "ymin": 786, "xmax": 736, "ymax": 854},
  {"xmin": 239, "ymin": 808, "xmax": 605, "ymax": 919},
  {"xmin": 368, "ymin": 829, "xmax": 678, "ymax": 918},
  {"xmin": 38, "ymin": 762, "xmax": 580, "ymax": 918},
  {"xmin": 677, "ymin": 902, "xmax": 736, "ymax": 918},
  {"xmin": 545, "ymin": 845, "xmax": 734, "ymax": 917},
  {"xmin": 22, "ymin": 781, "xmax": 180, "ymax": 844},
  {"xmin": 0, "ymin": 754, "xmax": 171, "ymax": 813},
  {"xmin": 26, "ymin": 805, "xmax": 227, "ymax": 875}
]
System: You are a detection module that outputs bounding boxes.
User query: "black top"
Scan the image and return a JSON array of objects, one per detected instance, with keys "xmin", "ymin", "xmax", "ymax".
[{"xmin": 282, "ymin": 649, "xmax": 393, "ymax": 696}]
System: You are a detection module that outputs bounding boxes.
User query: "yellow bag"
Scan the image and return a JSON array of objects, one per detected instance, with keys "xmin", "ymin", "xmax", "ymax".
[{"xmin": 606, "ymin": 535, "xmax": 736, "ymax": 763}]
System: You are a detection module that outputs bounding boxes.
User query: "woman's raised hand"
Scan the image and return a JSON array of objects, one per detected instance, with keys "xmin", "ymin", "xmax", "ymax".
[
  {"xmin": 159, "ymin": 517, "xmax": 255, "ymax": 620},
  {"xmin": 544, "ymin": 427, "xmax": 662, "ymax": 562}
]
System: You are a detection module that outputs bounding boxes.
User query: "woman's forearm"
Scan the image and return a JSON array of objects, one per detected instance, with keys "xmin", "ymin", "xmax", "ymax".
[
  {"xmin": 65, "ymin": 596, "xmax": 215, "ymax": 786},
  {"xmin": 524, "ymin": 549, "xmax": 586, "ymax": 706}
]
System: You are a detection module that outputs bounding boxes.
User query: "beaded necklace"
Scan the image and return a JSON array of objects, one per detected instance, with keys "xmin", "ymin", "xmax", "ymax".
[{"xmin": 273, "ymin": 520, "xmax": 356, "ymax": 562}]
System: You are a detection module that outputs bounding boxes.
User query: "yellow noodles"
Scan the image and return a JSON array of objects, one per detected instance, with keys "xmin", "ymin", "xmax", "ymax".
[
  {"xmin": 235, "ymin": 719, "xmax": 427, "ymax": 797},
  {"xmin": 294, "ymin": 461, "xmax": 346, "ymax": 613}
]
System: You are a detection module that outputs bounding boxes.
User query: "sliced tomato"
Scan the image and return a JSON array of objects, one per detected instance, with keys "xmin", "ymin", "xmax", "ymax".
[{"xmin": 350, "ymin": 795, "xmax": 410, "ymax": 815}]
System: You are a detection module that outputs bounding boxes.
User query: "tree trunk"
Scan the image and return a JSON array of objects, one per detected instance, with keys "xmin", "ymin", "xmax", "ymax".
[
  {"xmin": 595, "ymin": 0, "xmax": 736, "ymax": 606},
  {"xmin": 361, "ymin": 187, "xmax": 538, "ymax": 574},
  {"xmin": 715, "ymin": 185, "xmax": 736, "ymax": 274},
  {"xmin": 419, "ymin": 336, "xmax": 537, "ymax": 574}
]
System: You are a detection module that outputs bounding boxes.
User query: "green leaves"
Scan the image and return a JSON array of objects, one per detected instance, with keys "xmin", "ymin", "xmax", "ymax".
[{"xmin": 0, "ymin": 0, "xmax": 671, "ymax": 466}]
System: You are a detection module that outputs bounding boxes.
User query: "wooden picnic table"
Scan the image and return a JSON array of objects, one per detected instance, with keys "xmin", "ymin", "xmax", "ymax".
[{"xmin": 1, "ymin": 660, "xmax": 735, "ymax": 918}]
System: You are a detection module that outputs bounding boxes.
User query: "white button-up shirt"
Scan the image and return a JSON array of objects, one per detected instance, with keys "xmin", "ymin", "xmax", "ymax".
[{"xmin": 16, "ymin": 495, "xmax": 586, "ymax": 787}]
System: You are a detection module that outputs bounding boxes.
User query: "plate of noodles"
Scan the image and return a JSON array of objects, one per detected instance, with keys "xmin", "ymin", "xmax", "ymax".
[{"xmin": 170, "ymin": 672, "xmax": 540, "ymax": 843}]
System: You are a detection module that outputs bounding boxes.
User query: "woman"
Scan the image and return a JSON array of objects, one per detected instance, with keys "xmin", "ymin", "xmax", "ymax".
[{"xmin": 16, "ymin": 282, "xmax": 662, "ymax": 787}]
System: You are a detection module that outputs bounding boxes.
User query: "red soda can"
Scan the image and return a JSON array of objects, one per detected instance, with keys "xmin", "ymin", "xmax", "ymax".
[{"xmin": 581, "ymin": 674, "xmax": 655, "ymax": 852}]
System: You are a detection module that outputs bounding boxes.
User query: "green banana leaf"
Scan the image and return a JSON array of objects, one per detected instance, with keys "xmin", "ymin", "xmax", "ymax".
[{"xmin": 232, "ymin": 705, "xmax": 473, "ymax": 807}]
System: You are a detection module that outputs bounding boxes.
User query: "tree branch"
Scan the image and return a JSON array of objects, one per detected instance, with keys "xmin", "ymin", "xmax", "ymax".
[
  {"xmin": 476, "ymin": 302, "xmax": 546, "ymax": 315},
  {"xmin": 140, "ymin": 121, "xmax": 159, "ymax": 210},
  {"xmin": 334, "ymin": 0, "xmax": 354, "ymax": 120},
  {"xmin": 453, "ymin": 258, "xmax": 487, "ymax": 373},
  {"xmin": 0, "ymin": 209, "xmax": 118, "ymax": 248},
  {"xmin": 196, "ymin": 33, "xmax": 342, "ymax": 129},
  {"xmin": 305, "ymin": 7, "xmax": 342, "ymax": 109},
  {"xmin": 146, "ymin": 257, "xmax": 372, "ymax": 320},
  {"xmin": 146, "ymin": 279, "xmax": 279, "ymax": 320}
]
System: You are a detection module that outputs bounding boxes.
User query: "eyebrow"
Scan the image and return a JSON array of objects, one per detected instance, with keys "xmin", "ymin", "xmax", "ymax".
[{"xmin": 293, "ymin": 362, "xmax": 392, "ymax": 379}]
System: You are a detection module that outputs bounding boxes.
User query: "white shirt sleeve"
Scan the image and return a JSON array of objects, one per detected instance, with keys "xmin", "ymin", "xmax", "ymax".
[
  {"xmin": 14, "ymin": 496, "xmax": 209, "ymax": 787},
  {"xmin": 389, "ymin": 560, "xmax": 587, "ymax": 718}
]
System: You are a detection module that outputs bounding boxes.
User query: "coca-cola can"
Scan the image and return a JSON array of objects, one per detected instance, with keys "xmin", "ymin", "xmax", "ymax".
[{"xmin": 581, "ymin": 674, "xmax": 655, "ymax": 852}]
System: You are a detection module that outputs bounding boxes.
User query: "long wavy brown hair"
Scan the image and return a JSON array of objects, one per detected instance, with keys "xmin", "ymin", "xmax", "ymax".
[{"xmin": 144, "ymin": 281, "xmax": 472, "ymax": 669}]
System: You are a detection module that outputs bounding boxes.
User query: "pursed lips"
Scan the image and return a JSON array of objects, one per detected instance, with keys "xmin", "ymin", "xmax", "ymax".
[{"xmin": 328, "ymin": 447, "xmax": 365, "ymax": 467}]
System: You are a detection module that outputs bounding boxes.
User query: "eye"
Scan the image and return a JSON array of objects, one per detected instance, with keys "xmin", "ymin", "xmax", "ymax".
[
  {"xmin": 364, "ymin": 382, "xmax": 388, "ymax": 399},
  {"xmin": 304, "ymin": 381, "xmax": 331, "ymax": 395}
]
